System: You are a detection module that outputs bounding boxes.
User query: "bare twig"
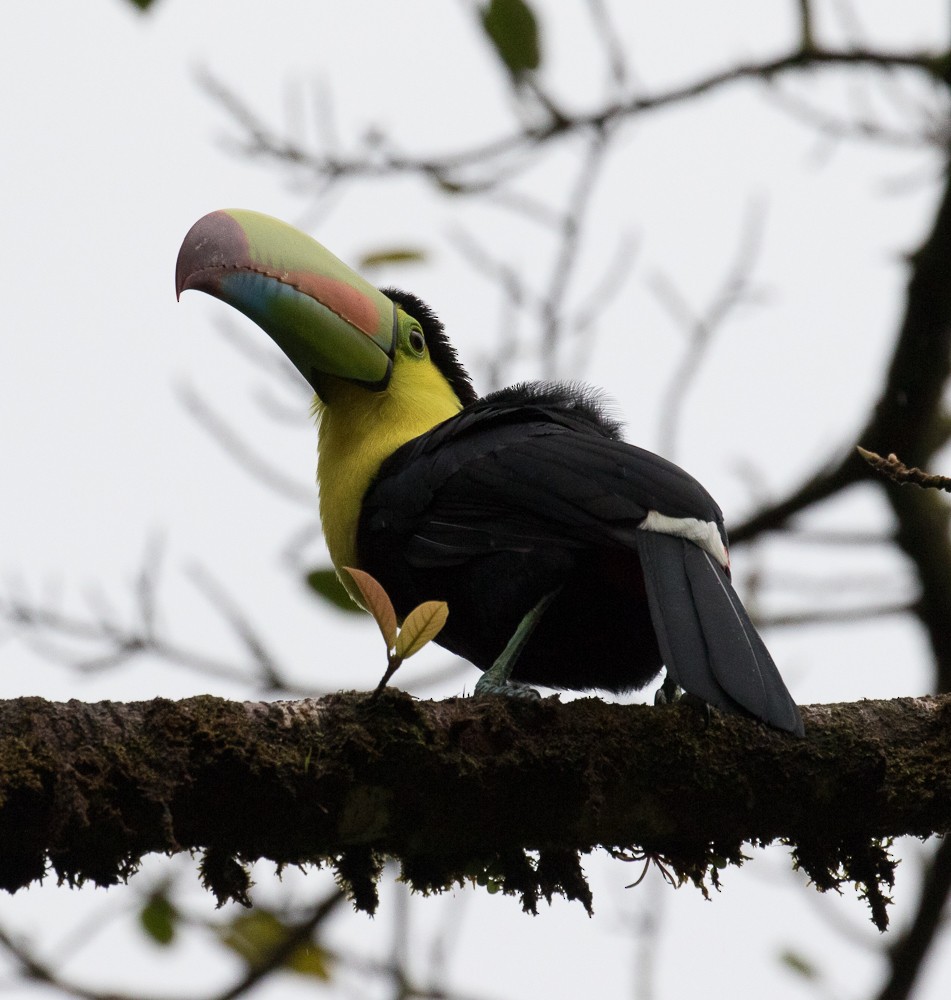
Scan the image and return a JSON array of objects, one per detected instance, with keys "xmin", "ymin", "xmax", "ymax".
[
  {"xmin": 199, "ymin": 47, "xmax": 946, "ymax": 197},
  {"xmin": 651, "ymin": 200, "xmax": 768, "ymax": 459},
  {"xmin": 770, "ymin": 527, "xmax": 895, "ymax": 546},
  {"xmin": 185, "ymin": 563, "xmax": 286, "ymax": 690},
  {"xmin": 539, "ymin": 130, "xmax": 611, "ymax": 379},
  {"xmin": 585, "ymin": 0, "xmax": 630, "ymax": 91},
  {"xmin": 214, "ymin": 890, "xmax": 345, "ymax": 1000},
  {"xmin": 178, "ymin": 384, "xmax": 315, "ymax": 507},
  {"xmin": 796, "ymin": 0, "xmax": 816, "ymax": 51},
  {"xmin": 857, "ymin": 447, "xmax": 951, "ymax": 492},
  {"xmin": 756, "ymin": 600, "xmax": 914, "ymax": 628},
  {"xmin": 0, "ymin": 889, "xmax": 347, "ymax": 1000},
  {"xmin": 448, "ymin": 225, "xmax": 534, "ymax": 390},
  {"xmin": 766, "ymin": 84, "xmax": 946, "ymax": 150},
  {"xmin": 0, "ymin": 549, "xmax": 315, "ymax": 696}
]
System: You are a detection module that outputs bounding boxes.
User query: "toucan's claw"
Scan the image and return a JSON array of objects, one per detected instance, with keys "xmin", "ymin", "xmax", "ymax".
[
  {"xmin": 654, "ymin": 672, "xmax": 682, "ymax": 706},
  {"xmin": 654, "ymin": 675, "xmax": 714, "ymax": 727},
  {"xmin": 471, "ymin": 589, "xmax": 559, "ymax": 700},
  {"xmin": 474, "ymin": 671, "xmax": 542, "ymax": 700}
]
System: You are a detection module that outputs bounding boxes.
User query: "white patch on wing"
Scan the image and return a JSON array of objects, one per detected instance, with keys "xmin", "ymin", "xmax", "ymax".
[{"xmin": 639, "ymin": 509, "xmax": 729, "ymax": 568}]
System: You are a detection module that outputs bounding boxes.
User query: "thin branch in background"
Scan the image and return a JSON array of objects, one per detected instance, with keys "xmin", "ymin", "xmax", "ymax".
[
  {"xmin": 858, "ymin": 447, "xmax": 951, "ymax": 492},
  {"xmin": 2, "ymin": 588, "xmax": 242, "ymax": 687},
  {"xmin": 539, "ymin": 130, "xmax": 611, "ymax": 380},
  {"xmin": 390, "ymin": 877, "xmax": 411, "ymax": 1000},
  {"xmin": 177, "ymin": 383, "xmax": 316, "ymax": 508},
  {"xmin": 481, "ymin": 185, "xmax": 566, "ymax": 230},
  {"xmin": 728, "ymin": 455, "xmax": 790, "ymax": 515},
  {"xmin": 756, "ymin": 600, "xmax": 914, "ymax": 629},
  {"xmin": 135, "ymin": 532, "xmax": 165, "ymax": 646},
  {"xmin": 0, "ymin": 920, "xmax": 161, "ymax": 1000},
  {"xmin": 291, "ymin": 82, "xmax": 352, "ymax": 233},
  {"xmin": 765, "ymin": 569, "xmax": 912, "ymax": 597},
  {"xmin": 200, "ymin": 45, "xmax": 946, "ymax": 204},
  {"xmin": 626, "ymin": 878, "xmax": 666, "ymax": 1000},
  {"xmin": 766, "ymin": 84, "xmax": 945, "ymax": 150},
  {"xmin": 250, "ymin": 382, "xmax": 316, "ymax": 427},
  {"xmin": 650, "ymin": 199, "xmax": 769, "ymax": 459},
  {"xmin": 876, "ymin": 835, "xmax": 951, "ymax": 1000},
  {"xmin": 796, "ymin": 0, "xmax": 816, "ymax": 50},
  {"xmin": 828, "ymin": 0, "xmax": 867, "ymax": 46},
  {"xmin": 448, "ymin": 225, "xmax": 534, "ymax": 390},
  {"xmin": 422, "ymin": 890, "xmax": 472, "ymax": 999},
  {"xmin": 793, "ymin": 869, "xmax": 883, "ymax": 958},
  {"xmin": 197, "ymin": 69, "xmax": 313, "ymax": 170},
  {"xmin": 585, "ymin": 0, "xmax": 630, "ymax": 90},
  {"xmin": 197, "ymin": 66, "xmax": 536, "ymax": 198},
  {"xmin": 327, "ymin": 934, "xmax": 497, "ymax": 1000},
  {"xmin": 279, "ymin": 519, "xmax": 326, "ymax": 572},
  {"xmin": 774, "ymin": 526, "xmax": 895, "ymax": 546},
  {"xmin": 312, "ymin": 80, "xmax": 341, "ymax": 169},
  {"xmin": 185, "ymin": 563, "xmax": 286, "ymax": 691},
  {"xmin": 567, "ymin": 231, "xmax": 640, "ymax": 377},
  {"xmin": 779, "ymin": 1, "xmax": 950, "ymax": 160},
  {"xmin": 214, "ymin": 889, "xmax": 345, "ymax": 1000},
  {"xmin": 873, "ymin": 69, "xmax": 951, "ymax": 146},
  {"xmin": 212, "ymin": 316, "xmax": 307, "ymax": 391},
  {"xmin": 450, "ymin": 167, "xmax": 636, "ymax": 390},
  {"xmin": 0, "ymin": 548, "xmax": 317, "ymax": 695},
  {"xmin": 5, "ymin": 881, "xmax": 346, "ymax": 1000}
]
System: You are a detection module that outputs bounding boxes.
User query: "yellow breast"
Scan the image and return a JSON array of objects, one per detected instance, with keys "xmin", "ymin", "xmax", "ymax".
[{"xmin": 315, "ymin": 357, "xmax": 464, "ymax": 605}]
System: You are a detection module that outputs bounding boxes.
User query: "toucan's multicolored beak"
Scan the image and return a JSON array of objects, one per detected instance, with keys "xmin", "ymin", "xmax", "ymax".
[{"xmin": 175, "ymin": 209, "xmax": 397, "ymax": 393}]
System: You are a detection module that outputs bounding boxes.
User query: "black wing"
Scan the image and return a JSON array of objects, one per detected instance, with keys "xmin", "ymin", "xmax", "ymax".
[
  {"xmin": 362, "ymin": 386, "xmax": 724, "ymax": 562},
  {"xmin": 359, "ymin": 385, "xmax": 802, "ymax": 734}
]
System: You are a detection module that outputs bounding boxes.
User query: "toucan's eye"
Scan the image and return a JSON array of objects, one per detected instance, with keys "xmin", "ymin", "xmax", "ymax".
[{"xmin": 409, "ymin": 327, "xmax": 426, "ymax": 355}]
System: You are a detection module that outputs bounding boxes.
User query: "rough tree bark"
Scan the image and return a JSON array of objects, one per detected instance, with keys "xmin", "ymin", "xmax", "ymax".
[{"xmin": 1, "ymin": 691, "xmax": 948, "ymax": 929}]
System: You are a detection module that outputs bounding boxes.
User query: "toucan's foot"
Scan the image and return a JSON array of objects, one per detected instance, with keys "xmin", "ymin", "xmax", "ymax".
[
  {"xmin": 654, "ymin": 675, "xmax": 713, "ymax": 726},
  {"xmin": 654, "ymin": 672, "xmax": 682, "ymax": 707},
  {"xmin": 473, "ymin": 590, "xmax": 558, "ymax": 701},
  {"xmin": 474, "ymin": 669, "xmax": 541, "ymax": 700}
]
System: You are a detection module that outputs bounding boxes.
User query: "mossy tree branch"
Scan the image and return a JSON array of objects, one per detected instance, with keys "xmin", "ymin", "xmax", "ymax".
[{"xmin": 1, "ymin": 691, "xmax": 949, "ymax": 928}]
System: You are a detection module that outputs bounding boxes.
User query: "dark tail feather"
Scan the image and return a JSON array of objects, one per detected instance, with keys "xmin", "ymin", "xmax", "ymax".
[{"xmin": 636, "ymin": 531, "xmax": 804, "ymax": 735}]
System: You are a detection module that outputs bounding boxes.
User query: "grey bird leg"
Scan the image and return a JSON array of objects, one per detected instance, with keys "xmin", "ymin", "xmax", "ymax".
[{"xmin": 474, "ymin": 589, "xmax": 560, "ymax": 699}]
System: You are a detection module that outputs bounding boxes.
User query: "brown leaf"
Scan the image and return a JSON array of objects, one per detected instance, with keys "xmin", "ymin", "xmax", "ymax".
[{"xmin": 343, "ymin": 568, "xmax": 398, "ymax": 649}]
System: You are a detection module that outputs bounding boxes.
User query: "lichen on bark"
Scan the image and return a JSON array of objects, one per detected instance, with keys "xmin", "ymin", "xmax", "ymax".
[{"xmin": 0, "ymin": 690, "xmax": 949, "ymax": 927}]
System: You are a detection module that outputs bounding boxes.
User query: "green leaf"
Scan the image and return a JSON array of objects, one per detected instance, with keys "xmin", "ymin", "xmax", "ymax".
[
  {"xmin": 220, "ymin": 910, "xmax": 281, "ymax": 967},
  {"xmin": 305, "ymin": 567, "xmax": 362, "ymax": 614},
  {"xmin": 127, "ymin": 0, "xmax": 159, "ymax": 10},
  {"xmin": 286, "ymin": 942, "xmax": 332, "ymax": 980},
  {"xmin": 219, "ymin": 910, "xmax": 331, "ymax": 980},
  {"xmin": 344, "ymin": 567, "xmax": 399, "ymax": 649},
  {"xmin": 480, "ymin": 0, "xmax": 541, "ymax": 75},
  {"xmin": 358, "ymin": 247, "xmax": 427, "ymax": 270},
  {"xmin": 778, "ymin": 950, "xmax": 820, "ymax": 980},
  {"xmin": 394, "ymin": 600, "xmax": 449, "ymax": 659},
  {"xmin": 139, "ymin": 892, "xmax": 177, "ymax": 946}
]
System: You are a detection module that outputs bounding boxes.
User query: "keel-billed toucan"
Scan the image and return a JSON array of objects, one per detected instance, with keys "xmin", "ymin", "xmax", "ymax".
[{"xmin": 176, "ymin": 209, "xmax": 803, "ymax": 735}]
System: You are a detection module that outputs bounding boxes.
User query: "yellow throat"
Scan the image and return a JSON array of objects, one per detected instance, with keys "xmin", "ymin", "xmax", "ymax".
[{"xmin": 315, "ymin": 356, "xmax": 464, "ymax": 599}]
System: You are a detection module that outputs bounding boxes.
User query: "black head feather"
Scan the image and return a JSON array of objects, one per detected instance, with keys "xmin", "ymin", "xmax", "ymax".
[
  {"xmin": 382, "ymin": 288, "xmax": 478, "ymax": 407},
  {"xmin": 481, "ymin": 381, "xmax": 625, "ymax": 440}
]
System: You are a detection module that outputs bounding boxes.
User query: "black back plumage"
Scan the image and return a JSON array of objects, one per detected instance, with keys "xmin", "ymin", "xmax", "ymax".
[{"xmin": 356, "ymin": 378, "xmax": 803, "ymax": 734}]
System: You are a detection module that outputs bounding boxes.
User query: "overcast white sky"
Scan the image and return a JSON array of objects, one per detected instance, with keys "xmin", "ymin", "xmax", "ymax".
[{"xmin": 2, "ymin": 2, "xmax": 950, "ymax": 999}]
